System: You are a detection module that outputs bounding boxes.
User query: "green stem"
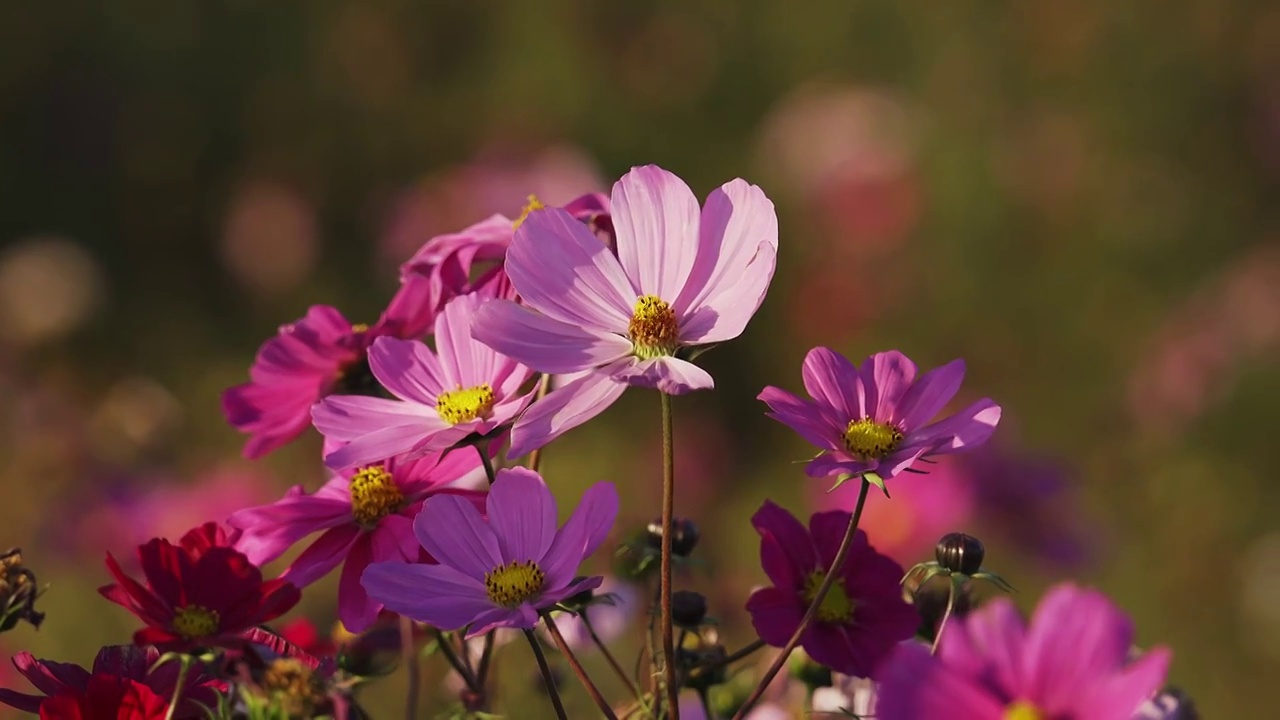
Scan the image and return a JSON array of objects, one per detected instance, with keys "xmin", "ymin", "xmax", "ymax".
[
  {"xmin": 584, "ymin": 615, "xmax": 642, "ymax": 701},
  {"xmin": 931, "ymin": 578, "xmax": 958, "ymax": 655},
  {"xmin": 432, "ymin": 628, "xmax": 480, "ymax": 693},
  {"xmin": 733, "ymin": 479, "xmax": 872, "ymax": 720},
  {"xmin": 526, "ymin": 373, "xmax": 554, "ymax": 471},
  {"xmin": 161, "ymin": 655, "xmax": 191, "ymax": 720},
  {"xmin": 402, "ymin": 616, "xmax": 420, "ymax": 720},
  {"xmin": 477, "ymin": 442, "xmax": 497, "ymax": 485},
  {"xmin": 543, "ymin": 613, "xmax": 620, "ymax": 720},
  {"xmin": 524, "ymin": 629, "xmax": 569, "ymax": 720},
  {"xmin": 659, "ymin": 392, "xmax": 679, "ymax": 720}
]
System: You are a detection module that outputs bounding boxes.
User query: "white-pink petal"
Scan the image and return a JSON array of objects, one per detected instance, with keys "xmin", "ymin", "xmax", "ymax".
[
  {"xmin": 611, "ymin": 165, "xmax": 701, "ymax": 302},
  {"xmin": 471, "ymin": 300, "xmax": 632, "ymax": 375},
  {"xmin": 508, "ymin": 371, "xmax": 628, "ymax": 458}
]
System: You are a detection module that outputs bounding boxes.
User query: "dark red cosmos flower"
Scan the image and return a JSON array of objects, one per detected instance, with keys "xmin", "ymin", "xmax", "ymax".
[
  {"xmin": 37, "ymin": 674, "xmax": 168, "ymax": 720},
  {"xmin": 0, "ymin": 645, "xmax": 222, "ymax": 718},
  {"xmin": 99, "ymin": 522, "xmax": 300, "ymax": 652}
]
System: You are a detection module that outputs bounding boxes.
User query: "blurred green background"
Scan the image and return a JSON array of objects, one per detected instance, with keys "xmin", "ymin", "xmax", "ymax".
[{"xmin": 2, "ymin": 0, "xmax": 1278, "ymax": 717}]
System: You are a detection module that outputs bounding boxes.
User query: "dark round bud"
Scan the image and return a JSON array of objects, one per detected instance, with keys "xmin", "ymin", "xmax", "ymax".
[
  {"xmin": 682, "ymin": 643, "xmax": 726, "ymax": 692},
  {"xmin": 644, "ymin": 518, "xmax": 701, "ymax": 557},
  {"xmin": 672, "ymin": 590, "xmax": 708, "ymax": 628},
  {"xmin": 935, "ymin": 533, "xmax": 985, "ymax": 575},
  {"xmin": 563, "ymin": 584, "xmax": 595, "ymax": 610}
]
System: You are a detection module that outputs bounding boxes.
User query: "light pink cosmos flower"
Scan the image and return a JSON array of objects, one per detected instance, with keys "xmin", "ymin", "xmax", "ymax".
[
  {"xmin": 228, "ymin": 448, "xmax": 485, "ymax": 632},
  {"xmin": 760, "ymin": 347, "xmax": 1001, "ymax": 481},
  {"xmin": 363, "ymin": 468, "xmax": 618, "ymax": 636},
  {"xmin": 472, "ymin": 165, "xmax": 778, "ymax": 457},
  {"xmin": 311, "ymin": 293, "xmax": 537, "ymax": 470}
]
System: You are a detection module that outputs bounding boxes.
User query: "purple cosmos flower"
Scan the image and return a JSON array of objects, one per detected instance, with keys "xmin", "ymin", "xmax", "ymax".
[
  {"xmin": 876, "ymin": 583, "xmax": 1172, "ymax": 720},
  {"xmin": 228, "ymin": 448, "xmax": 485, "ymax": 632},
  {"xmin": 760, "ymin": 347, "xmax": 1001, "ymax": 481},
  {"xmin": 362, "ymin": 468, "xmax": 618, "ymax": 637},
  {"xmin": 745, "ymin": 501, "xmax": 920, "ymax": 678},
  {"xmin": 311, "ymin": 293, "xmax": 537, "ymax": 470},
  {"xmin": 471, "ymin": 164, "xmax": 778, "ymax": 457}
]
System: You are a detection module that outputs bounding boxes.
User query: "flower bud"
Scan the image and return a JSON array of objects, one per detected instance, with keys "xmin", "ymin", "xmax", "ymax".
[
  {"xmin": 672, "ymin": 590, "xmax": 708, "ymax": 628},
  {"xmin": 645, "ymin": 518, "xmax": 701, "ymax": 557},
  {"xmin": 0, "ymin": 549, "xmax": 44, "ymax": 633},
  {"xmin": 935, "ymin": 533, "xmax": 985, "ymax": 575}
]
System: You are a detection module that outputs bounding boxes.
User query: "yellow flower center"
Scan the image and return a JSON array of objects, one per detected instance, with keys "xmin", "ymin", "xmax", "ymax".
[
  {"xmin": 172, "ymin": 605, "xmax": 220, "ymax": 639},
  {"xmin": 842, "ymin": 418, "xmax": 904, "ymax": 459},
  {"xmin": 802, "ymin": 571, "xmax": 854, "ymax": 623},
  {"xmin": 436, "ymin": 384, "xmax": 496, "ymax": 425},
  {"xmin": 512, "ymin": 194, "xmax": 546, "ymax": 230},
  {"xmin": 350, "ymin": 323, "xmax": 369, "ymax": 333},
  {"xmin": 484, "ymin": 560, "xmax": 545, "ymax": 607},
  {"xmin": 628, "ymin": 295, "xmax": 680, "ymax": 358},
  {"xmin": 1003, "ymin": 701, "xmax": 1045, "ymax": 720},
  {"xmin": 349, "ymin": 465, "xmax": 405, "ymax": 527},
  {"xmin": 261, "ymin": 658, "xmax": 326, "ymax": 715}
]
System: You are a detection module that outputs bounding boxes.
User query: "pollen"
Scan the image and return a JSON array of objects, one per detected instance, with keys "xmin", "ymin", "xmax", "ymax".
[
  {"xmin": 349, "ymin": 465, "xmax": 405, "ymax": 527},
  {"xmin": 802, "ymin": 571, "xmax": 854, "ymax": 624},
  {"xmin": 512, "ymin": 195, "xmax": 546, "ymax": 230},
  {"xmin": 1003, "ymin": 702, "xmax": 1045, "ymax": 720},
  {"xmin": 484, "ymin": 560, "xmax": 546, "ymax": 607},
  {"xmin": 628, "ymin": 295, "xmax": 679, "ymax": 358},
  {"xmin": 350, "ymin": 323, "xmax": 369, "ymax": 333},
  {"xmin": 436, "ymin": 384, "xmax": 497, "ymax": 425},
  {"xmin": 172, "ymin": 605, "xmax": 220, "ymax": 639},
  {"xmin": 842, "ymin": 418, "xmax": 904, "ymax": 460}
]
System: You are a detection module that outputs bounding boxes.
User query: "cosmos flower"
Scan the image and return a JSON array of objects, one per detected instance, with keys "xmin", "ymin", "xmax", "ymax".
[
  {"xmin": 760, "ymin": 347, "xmax": 1001, "ymax": 481},
  {"xmin": 0, "ymin": 646, "xmax": 222, "ymax": 719},
  {"xmin": 99, "ymin": 523, "xmax": 300, "ymax": 652},
  {"xmin": 311, "ymin": 293, "xmax": 537, "ymax": 470},
  {"xmin": 229, "ymin": 447, "xmax": 486, "ymax": 632},
  {"xmin": 472, "ymin": 164, "xmax": 778, "ymax": 457},
  {"xmin": 745, "ymin": 501, "xmax": 919, "ymax": 678},
  {"xmin": 37, "ymin": 674, "xmax": 169, "ymax": 720},
  {"xmin": 876, "ymin": 583, "xmax": 1171, "ymax": 720},
  {"xmin": 362, "ymin": 468, "xmax": 617, "ymax": 637}
]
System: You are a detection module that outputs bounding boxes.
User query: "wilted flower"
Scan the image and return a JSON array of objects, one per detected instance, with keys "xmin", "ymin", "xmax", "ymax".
[
  {"xmin": 0, "ymin": 646, "xmax": 223, "ymax": 719},
  {"xmin": 877, "ymin": 583, "xmax": 1171, "ymax": 720},
  {"xmin": 99, "ymin": 523, "xmax": 300, "ymax": 651},
  {"xmin": 472, "ymin": 164, "xmax": 778, "ymax": 456},
  {"xmin": 230, "ymin": 447, "xmax": 486, "ymax": 632},
  {"xmin": 363, "ymin": 468, "xmax": 617, "ymax": 636},
  {"xmin": 760, "ymin": 347, "xmax": 1001, "ymax": 482},
  {"xmin": 0, "ymin": 549, "xmax": 44, "ymax": 633},
  {"xmin": 312, "ymin": 293, "xmax": 537, "ymax": 470},
  {"xmin": 745, "ymin": 501, "xmax": 919, "ymax": 677}
]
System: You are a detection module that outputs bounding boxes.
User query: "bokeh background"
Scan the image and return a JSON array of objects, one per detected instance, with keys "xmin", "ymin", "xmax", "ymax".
[{"xmin": 2, "ymin": 1, "xmax": 1278, "ymax": 717}]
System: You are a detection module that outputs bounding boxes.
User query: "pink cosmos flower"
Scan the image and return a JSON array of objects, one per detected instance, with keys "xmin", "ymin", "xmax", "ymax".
[
  {"xmin": 876, "ymin": 583, "xmax": 1172, "ymax": 720},
  {"xmin": 228, "ymin": 448, "xmax": 486, "ymax": 632},
  {"xmin": 745, "ymin": 501, "xmax": 920, "ymax": 678},
  {"xmin": 472, "ymin": 165, "xmax": 778, "ymax": 457},
  {"xmin": 311, "ymin": 293, "xmax": 536, "ymax": 470},
  {"xmin": 221, "ymin": 282, "xmax": 437, "ymax": 459},
  {"xmin": 760, "ymin": 347, "xmax": 1001, "ymax": 481},
  {"xmin": 362, "ymin": 468, "xmax": 618, "ymax": 637}
]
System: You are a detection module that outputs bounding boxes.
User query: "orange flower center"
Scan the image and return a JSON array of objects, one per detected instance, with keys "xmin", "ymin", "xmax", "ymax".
[
  {"xmin": 628, "ymin": 295, "xmax": 679, "ymax": 358},
  {"xmin": 349, "ymin": 465, "xmax": 405, "ymax": 527}
]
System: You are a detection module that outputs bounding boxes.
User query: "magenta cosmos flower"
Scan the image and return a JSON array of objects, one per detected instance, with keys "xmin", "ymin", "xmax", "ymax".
[
  {"xmin": 472, "ymin": 164, "xmax": 778, "ymax": 457},
  {"xmin": 221, "ymin": 279, "xmax": 437, "ymax": 459},
  {"xmin": 760, "ymin": 347, "xmax": 1001, "ymax": 481},
  {"xmin": 311, "ymin": 293, "xmax": 537, "ymax": 470},
  {"xmin": 362, "ymin": 468, "xmax": 617, "ymax": 636},
  {"xmin": 876, "ymin": 583, "xmax": 1172, "ymax": 720},
  {"xmin": 745, "ymin": 501, "xmax": 919, "ymax": 678},
  {"xmin": 228, "ymin": 448, "xmax": 485, "ymax": 632}
]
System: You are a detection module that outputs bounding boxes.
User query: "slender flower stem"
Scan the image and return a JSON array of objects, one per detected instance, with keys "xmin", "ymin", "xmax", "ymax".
[
  {"xmin": 733, "ymin": 478, "xmax": 872, "ymax": 720},
  {"xmin": 658, "ymin": 392, "xmax": 679, "ymax": 720},
  {"xmin": 432, "ymin": 629, "xmax": 480, "ymax": 693},
  {"xmin": 476, "ymin": 630, "xmax": 496, "ymax": 688},
  {"xmin": 931, "ymin": 578, "xmax": 958, "ymax": 655},
  {"xmin": 526, "ymin": 373, "xmax": 554, "ymax": 472},
  {"xmin": 161, "ymin": 655, "xmax": 191, "ymax": 720},
  {"xmin": 688, "ymin": 638, "xmax": 766, "ymax": 681},
  {"xmin": 524, "ymin": 629, "xmax": 569, "ymax": 720},
  {"xmin": 584, "ymin": 615, "xmax": 642, "ymax": 700},
  {"xmin": 476, "ymin": 443, "xmax": 497, "ymax": 485},
  {"xmin": 543, "ymin": 613, "xmax": 620, "ymax": 720},
  {"xmin": 401, "ymin": 616, "xmax": 421, "ymax": 720}
]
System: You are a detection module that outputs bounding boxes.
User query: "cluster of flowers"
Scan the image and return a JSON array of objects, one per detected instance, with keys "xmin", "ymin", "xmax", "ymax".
[{"xmin": 1, "ymin": 166, "xmax": 1191, "ymax": 719}]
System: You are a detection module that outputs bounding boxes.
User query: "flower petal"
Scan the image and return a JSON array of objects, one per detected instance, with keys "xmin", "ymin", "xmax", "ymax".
[
  {"xmin": 759, "ymin": 386, "xmax": 843, "ymax": 450},
  {"xmin": 941, "ymin": 597, "xmax": 1026, "ymax": 698},
  {"xmin": 361, "ymin": 561, "xmax": 491, "ymax": 632},
  {"xmin": 507, "ymin": 207, "xmax": 635, "ymax": 330},
  {"xmin": 471, "ymin": 300, "xmax": 632, "ymax": 375},
  {"xmin": 745, "ymin": 587, "xmax": 803, "ymax": 647},
  {"xmin": 609, "ymin": 356, "xmax": 714, "ymax": 395},
  {"xmin": 540, "ymin": 482, "xmax": 619, "ymax": 588},
  {"xmin": 860, "ymin": 351, "xmax": 917, "ymax": 424},
  {"xmin": 281, "ymin": 525, "xmax": 362, "ymax": 588},
  {"xmin": 904, "ymin": 399, "xmax": 1002, "ymax": 455},
  {"xmin": 434, "ymin": 293, "xmax": 512, "ymax": 389},
  {"xmin": 486, "ymin": 468, "xmax": 558, "ymax": 562},
  {"xmin": 611, "ymin": 165, "xmax": 701, "ymax": 301},
  {"xmin": 802, "ymin": 347, "xmax": 866, "ymax": 422},
  {"xmin": 337, "ymin": 536, "xmax": 379, "ymax": 633},
  {"xmin": 508, "ymin": 371, "xmax": 627, "ymax": 458},
  {"xmin": 876, "ymin": 642, "xmax": 1006, "ymax": 719},
  {"xmin": 1076, "ymin": 646, "xmax": 1171, "ymax": 720},
  {"xmin": 893, "ymin": 358, "xmax": 966, "ymax": 431},
  {"xmin": 751, "ymin": 501, "xmax": 818, "ymax": 589},
  {"xmin": 413, "ymin": 493, "xmax": 502, "ymax": 581},
  {"xmin": 318, "ymin": 417, "xmax": 449, "ymax": 471},
  {"xmin": 367, "ymin": 336, "xmax": 447, "ymax": 404}
]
